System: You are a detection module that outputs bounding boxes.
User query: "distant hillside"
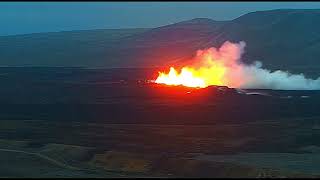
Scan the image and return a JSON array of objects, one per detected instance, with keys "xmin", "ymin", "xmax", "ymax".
[
  {"xmin": 0, "ymin": 28, "xmax": 149, "ymax": 67},
  {"xmin": 1, "ymin": 9, "xmax": 320, "ymax": 77}
]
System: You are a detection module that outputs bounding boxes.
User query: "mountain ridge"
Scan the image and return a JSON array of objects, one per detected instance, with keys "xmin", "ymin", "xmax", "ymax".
[{"xmin": 1, "ymin": 9, "xmax": 320, "ymax": 78}]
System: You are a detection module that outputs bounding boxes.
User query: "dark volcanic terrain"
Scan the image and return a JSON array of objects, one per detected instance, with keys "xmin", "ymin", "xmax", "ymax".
[
  {"xmin": 0, "ymin": 67, "xmax": 319, "ymax": 177},
  {"xmin": 1, "ymin": 8, "xmax": 320, "ymax": 178}
]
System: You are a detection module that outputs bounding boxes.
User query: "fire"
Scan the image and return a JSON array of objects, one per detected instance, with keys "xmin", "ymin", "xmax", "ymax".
[
  {"xmin": 154, "ymin": 42, "xmax": 236, "ymax": 88},
  {"xmin": 154, "ymin": 41, "xmax": 320, "ymax": 90},
  {"xmin": 155, "ymin": 67, "xmax": 206, "ymax": 88},
  {"xmin": 155, "ymin": 65, "xmax": 226, "ymax": 88}
]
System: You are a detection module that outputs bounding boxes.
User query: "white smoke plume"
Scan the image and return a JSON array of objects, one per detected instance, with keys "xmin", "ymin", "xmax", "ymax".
[{"xmin": 193, "ymin": 41, "xmax": 320, "ymax": 90}]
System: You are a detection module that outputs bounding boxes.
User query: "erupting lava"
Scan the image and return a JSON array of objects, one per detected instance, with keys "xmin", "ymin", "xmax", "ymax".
[
  {"xmin": 155, "ymin": 41, "xmax": 244, "ymax": 88},
  {"xmin": 155, "ymin": 67, "xmax": 206, "ymax": 88},
  {"xmin": 155, "ymin": 66, "xmax": 225, "ymax": 88},
  {"xmin": 154, "ymin": 41, "xmax": 320, "ymax": 90}
]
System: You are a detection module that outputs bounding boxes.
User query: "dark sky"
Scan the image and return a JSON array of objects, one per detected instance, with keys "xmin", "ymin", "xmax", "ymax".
[{"xmin": 1, "ymin": 2, "xmax": 320, "ymax": 36}]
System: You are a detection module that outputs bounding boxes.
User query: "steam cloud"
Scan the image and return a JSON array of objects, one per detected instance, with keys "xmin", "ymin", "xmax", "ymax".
[{"xmin": 193, "ymin": 41, "xmax": 320, "ymax": 90}]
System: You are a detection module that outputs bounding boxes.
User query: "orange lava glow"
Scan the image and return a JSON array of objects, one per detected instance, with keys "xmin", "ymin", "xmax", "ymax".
[
  {"xmin": 154, "ymin": 41, "xmax": 248, "ymax": 89},
  {"xmin": 155, "ymin": 65, "xmax": 226, "ymax": 88}
]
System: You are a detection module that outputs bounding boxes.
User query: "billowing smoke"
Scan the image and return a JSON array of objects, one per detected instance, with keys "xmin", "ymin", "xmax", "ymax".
[{"xmin": 192, "ymin": 41, "xmax": 320, "ymax": 90}]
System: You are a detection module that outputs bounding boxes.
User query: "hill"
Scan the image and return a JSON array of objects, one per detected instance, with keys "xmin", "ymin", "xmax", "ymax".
[{"xmin": 1, "ymin": 9, "xmax": 320, "ymax": 77}]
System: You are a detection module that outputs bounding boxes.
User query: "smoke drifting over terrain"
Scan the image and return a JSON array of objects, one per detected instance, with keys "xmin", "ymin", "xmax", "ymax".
[
  {"xmin": 209, "ymin": 41, "xmax": 320, "ymax": 90},
  {"xmin": 191, "ymin": 41, "xmax": 320, "ymax": 90}
]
